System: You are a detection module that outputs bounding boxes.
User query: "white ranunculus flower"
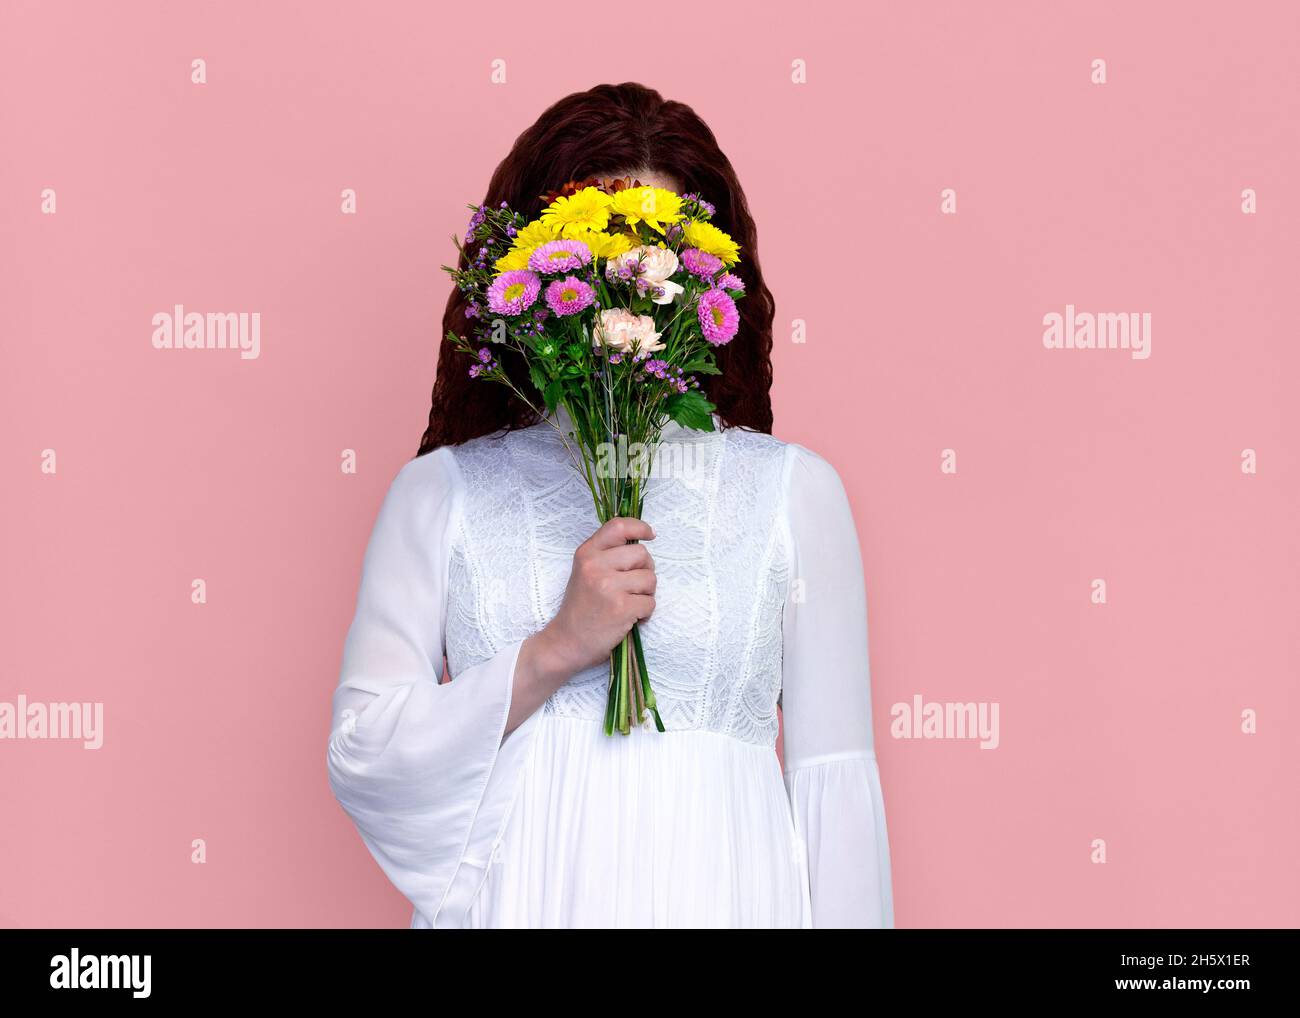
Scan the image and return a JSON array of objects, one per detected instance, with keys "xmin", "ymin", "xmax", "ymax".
[
  {"xmin": 628, "ymin": 245, "xmax": 678, "ymax": 285},
  {"xmin": 648, "ymin": 278, "xmax": 684, "ymax": 305},
  {"xmin": 606, "ymin": 246, "xmax": 683, "ymax": 304},
  {"xmin": 593, "ymin": 308, "xmax": 665, "ymax": 354}
]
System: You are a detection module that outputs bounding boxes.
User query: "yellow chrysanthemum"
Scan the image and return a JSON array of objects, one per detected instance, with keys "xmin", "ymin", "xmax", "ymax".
[
  {"xmin": 511, "ymin": 218, "xmax": 561, "ymax": 250},
  {"xmin": 575, "ymin": 230, "xmax": 636, "ymax": 260},
  {"xmin": 539, "ymin": 187, "xmax": 614, "ymax": 238},
  {"xmin": 492, "ymin": 218, "xmax": 558, "ymax": 274},
  {"xmin": 611, "ymin": 187, "xmax": 684, "ymax": 234},
  {"xmin": 682, "ymin": 220, "xmax": 741, "ymax": 266},
  {"xmin": 493, "ymin": 248, "xmax": 531, "ymax": 273}
]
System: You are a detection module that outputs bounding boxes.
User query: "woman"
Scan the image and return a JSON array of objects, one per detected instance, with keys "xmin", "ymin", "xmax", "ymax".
[{"xmin": 325, "ymin": 82, "xmax": 894, "ymax": 929}]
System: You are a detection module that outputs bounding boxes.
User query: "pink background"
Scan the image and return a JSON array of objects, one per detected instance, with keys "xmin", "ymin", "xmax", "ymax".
[{"xmin": 2, "ymin": 0, "xmax": 1297, "ymax": 927}]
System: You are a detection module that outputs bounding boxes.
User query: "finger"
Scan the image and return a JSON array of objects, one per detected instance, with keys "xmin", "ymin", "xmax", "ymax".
[
  {"xmin": 616, "ymin": 568, "xmax": 657, "ymax": 596},
  {"xmin": 588, "ymin": 517, "xmax": 655, "ymax": 550},
  {"xmin": 624, "ymin": 593, "xmax": 656, "ymax": 621},
  {"xmin": 601, "ymin": 543, "xmax": 654, "ymax": 572}
]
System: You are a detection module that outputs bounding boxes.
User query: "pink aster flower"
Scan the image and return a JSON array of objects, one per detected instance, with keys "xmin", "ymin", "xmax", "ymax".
[
  {"xmin": 697, "ymin": 288, "xmax": 739, "ymax": 345},
  {"xmin": 719, "ymin": 272, "xmax": 745, "ymax": 292},
  {"xmin": 680, "ymin": 247, "xmax": 723, "ymax": 279},
  {"xmin": 528, "ymin": 239, "xmax": 594, "ymax": 274},
  {"xmin": 545, "ymin": 276, "xmax": 595, "ymax": 316},
  {"xmin": 486, "ymin": 270, "xmax": 541, "ymax": 316}
]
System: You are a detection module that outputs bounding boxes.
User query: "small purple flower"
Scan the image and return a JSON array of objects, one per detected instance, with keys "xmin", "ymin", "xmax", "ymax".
[
  {"xmin": 486, "ymin": 270, "xmax": 542, "ymax": 316},
  {"xmin": 680, "ymin": 248, "xmax": 723, "ymax": 279},
  {"xmin": 719, "ymin": 272, "xmax": 745, "ymax": 293},
  {"xmin": 528, "ymin": 239, "xmax": 593, "ymax": 274},
  {"xmin": 464, "ymin": 301, "xmax": 481, "ymax": 319},
  {"xmin": 544, "ymin": 276, "xmax": 595, "ymax": 316},
  {"xmin": 680, "ymin": 193, "xmax": 716, "ymax": 217},
  {"xmin": 697, "ymin": 288, "xmax": 740, "ymax": 345},
  {"xmin": 465, "ymin": 207, "xmax": 487, "ymax": 238},
  {"xmin": 605, "ymin": 253, "xmax": 643, "ymax": 284},
  {"xmin": 477, "ymin": 347, "xmax": 493, "ymax": 363}
]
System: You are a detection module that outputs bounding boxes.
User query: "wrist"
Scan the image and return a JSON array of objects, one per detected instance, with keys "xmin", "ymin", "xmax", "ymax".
[{"xmin": 520, "ymin": 625, "xmax": 581, "ymax": 694}]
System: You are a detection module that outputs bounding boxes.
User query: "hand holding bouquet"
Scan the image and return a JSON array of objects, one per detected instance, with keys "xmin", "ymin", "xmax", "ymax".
[{"xmin": 442, "ymin": 177, "xmax": 744, "ymax": 736}]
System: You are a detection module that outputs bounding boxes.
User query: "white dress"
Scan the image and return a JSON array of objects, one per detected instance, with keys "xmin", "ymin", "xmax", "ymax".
[{"xmin": 325, "ymin": 408, "xmax": 894, "ymax": 929}]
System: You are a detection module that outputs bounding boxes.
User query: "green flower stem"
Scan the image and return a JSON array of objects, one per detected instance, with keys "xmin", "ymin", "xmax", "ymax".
[
  {"xmin": 604, "ymin": 652, "xmax": 618, "ymax": 737},
  {"xmin": 616, "ymin": 637, "xmax": 630, "ymax": 734},
  {"xmin": 631, "ymin": 638, "xmax": 646, "ymax": 723},
  {"xmin": 631, "ymin": 623, "xmax": 664, "ymax": 732}
]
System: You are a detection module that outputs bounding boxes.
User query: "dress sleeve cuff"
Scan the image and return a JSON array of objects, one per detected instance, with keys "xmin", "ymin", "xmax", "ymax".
[
  {"xmin": 327, "ymin": 637, "xmax": 543, "ymax": 928},
  {"xmin": 783, "ymin": 751, "xmax": 895, "ymax": 928}
]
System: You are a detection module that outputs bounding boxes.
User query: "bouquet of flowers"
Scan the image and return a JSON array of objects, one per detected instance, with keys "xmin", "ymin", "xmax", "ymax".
[{"xmin": 441, "ymin": 177, "xmax": 744, "ymax": 736}]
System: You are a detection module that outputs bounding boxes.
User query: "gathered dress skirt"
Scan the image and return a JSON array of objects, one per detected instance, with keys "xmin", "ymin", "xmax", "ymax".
[{"xmin": 414, "ymin": 711, "xmax": 815, "ymax": 929}]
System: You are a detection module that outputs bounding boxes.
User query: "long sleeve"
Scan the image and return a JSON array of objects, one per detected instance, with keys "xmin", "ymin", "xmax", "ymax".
[
  {"xmin": 325, "ymin": 447, "xmax": 538, "ymax": 928},
  {"xmin": 779, "ymin": 443, "xmax": 895, "ymax": 929}
]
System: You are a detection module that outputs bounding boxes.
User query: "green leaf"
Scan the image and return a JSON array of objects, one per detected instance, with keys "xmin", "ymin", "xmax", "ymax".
[
  {"xmin": 543, "ymin": 379, "xmax": 564, "ymax": 412},
  {"xmin": 528, "ymin": 362, "xmax": 548, "ymax": 397},
  {"xmin": 663, "ymin": 390, "xmax": 716, "ymax": 432},
  {"xmin": 682, "ymin": 358, "xmax": 722, "ymax": 375}
]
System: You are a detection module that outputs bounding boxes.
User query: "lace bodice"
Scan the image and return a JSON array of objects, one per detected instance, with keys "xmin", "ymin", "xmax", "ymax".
[
  {"xmin": 327, "ymin": 409, "xmax": 893, "ymax": 928},
  {"xmin": 443, "ymin": 412, "xmax": 790, "ymax": 747}
]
